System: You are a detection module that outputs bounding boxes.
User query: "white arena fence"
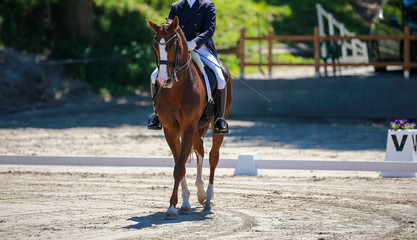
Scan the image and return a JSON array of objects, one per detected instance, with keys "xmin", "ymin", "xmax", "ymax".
[
  {"xmin": 316, "ymin": 3, "xmax": 368, "ymax": 64},
  {"xmin": 1, "ymin": 154, "xmax": 416, "ymax": 177}
]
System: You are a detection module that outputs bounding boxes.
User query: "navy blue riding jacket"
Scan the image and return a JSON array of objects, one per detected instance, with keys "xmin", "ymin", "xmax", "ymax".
[{"xmin": 168, "ymin": 0, "xmax": 218, "ymax": 58}]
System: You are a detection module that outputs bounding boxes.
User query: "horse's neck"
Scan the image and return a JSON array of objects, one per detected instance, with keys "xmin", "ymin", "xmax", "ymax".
[
  {"xmin": 173, "ymin": 61, "xmax": 200, "ymax": 91},
  {"xmin": 176, "ymin": 51, "xmax": 192, "ymax": 82}
]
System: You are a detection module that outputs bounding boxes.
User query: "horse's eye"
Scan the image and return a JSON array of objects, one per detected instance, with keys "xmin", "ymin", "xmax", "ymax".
[{"xmin": 172, "ymin": 42, "xmax": 177, "ymax": 50}]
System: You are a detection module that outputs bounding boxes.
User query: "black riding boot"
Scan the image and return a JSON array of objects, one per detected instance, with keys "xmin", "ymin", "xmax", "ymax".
[
  {"xmin": 148, "ymin": 83, "xmax": 162, "ymax": 130},
  {"xmin": 214, "ymin": 88, "xmax": 229, "ymax": 134}
]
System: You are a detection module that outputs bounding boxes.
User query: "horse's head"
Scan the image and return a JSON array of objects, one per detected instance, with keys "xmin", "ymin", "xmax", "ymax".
[{"xmin": 148, "ymin": 16, "xmax": 188, "ymax": 89}]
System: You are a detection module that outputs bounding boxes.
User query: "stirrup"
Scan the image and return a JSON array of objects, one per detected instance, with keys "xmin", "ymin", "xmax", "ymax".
[
  {"xmin": 214, "ymin": 117, "xmax": 228, "ymax": 134},
  {"xmin": 148, "ymin": 113, "xmax": 162, "ymax": 130}
]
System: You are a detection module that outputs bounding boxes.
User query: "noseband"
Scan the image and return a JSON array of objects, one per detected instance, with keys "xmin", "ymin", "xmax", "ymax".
[{"xmin": 154, "ymin": 31, "xmax": 191, "ymax": 82}]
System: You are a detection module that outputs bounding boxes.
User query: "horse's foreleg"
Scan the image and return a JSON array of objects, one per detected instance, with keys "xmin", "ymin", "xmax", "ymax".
[
  {"xmin": 205, "ymin": 132, "xmax": 225, "ymax": 211},
  {"xmin": 165, "ymin": 159, "xmax": 187, "ymax": 218},
  {"xmin": 166, "ymin": 127, "xmax": 194, "ymax": 219},
  {"xmin": 166, "ymin": 163, "xmax": 186, "ymax": 220},
  {"xmin": 163, "ymin": 127, "xmax": 181, "ymax": 220}
]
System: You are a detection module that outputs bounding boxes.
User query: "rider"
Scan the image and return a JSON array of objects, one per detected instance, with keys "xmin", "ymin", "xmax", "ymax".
[{"xmin": 147, "ymin": 0, "xmax": 228, "ymax": 134}]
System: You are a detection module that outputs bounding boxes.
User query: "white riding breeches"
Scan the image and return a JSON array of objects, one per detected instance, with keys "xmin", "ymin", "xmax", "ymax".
[
  {"xmin": 194, "ymin": 46, "xmax": 226, "ymax": 90},
  {"xmin": 150, "ymin": 45, "xmax": 226, "ymax": 102}
]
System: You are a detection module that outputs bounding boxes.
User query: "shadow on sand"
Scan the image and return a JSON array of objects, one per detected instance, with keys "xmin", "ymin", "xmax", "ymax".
[{"xmin": 123, "ymin": 208, "xmax": 213, "ymax": 230}]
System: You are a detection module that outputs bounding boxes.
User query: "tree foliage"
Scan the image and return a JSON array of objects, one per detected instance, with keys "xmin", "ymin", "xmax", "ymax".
[
  {"xmin": 0, "ymin": 0, "xmax": 369, "ymax": 94},
  {"xmin": 0, "ymin": 0, "xmax": 155, "ymax": 95}
]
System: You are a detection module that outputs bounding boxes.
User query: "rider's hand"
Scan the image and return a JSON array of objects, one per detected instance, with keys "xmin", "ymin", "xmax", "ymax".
[{"xmin": 187, "ymin": 40, "xmax": 196, "ymax": 51}]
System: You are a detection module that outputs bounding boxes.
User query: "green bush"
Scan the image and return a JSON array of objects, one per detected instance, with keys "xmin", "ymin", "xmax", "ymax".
[
  {"xmin": 0, "ymin": 0, "xmax": 55, "ymax": 53},
  {"xmin": 0, "ymin": 0, "xmax": 155, "ymax": 96},
  {"xmin": 75, "ymin": 5, "xmax": 156, "ymax": 95}
]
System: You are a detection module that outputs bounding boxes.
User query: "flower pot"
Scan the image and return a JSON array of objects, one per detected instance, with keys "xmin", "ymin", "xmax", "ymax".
[{"xmin": 380, "ymin": 129, "xmax": 417, "ymax": 177}]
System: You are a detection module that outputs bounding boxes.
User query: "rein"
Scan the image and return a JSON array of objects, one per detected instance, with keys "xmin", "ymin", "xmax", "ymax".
[
  {"xmin": 193, "ymin": 50, "xmax": 273, "ymax": 111},
  {"xmin": 154, "ymin": 31, "xmax": 191, "ymax": 82}
]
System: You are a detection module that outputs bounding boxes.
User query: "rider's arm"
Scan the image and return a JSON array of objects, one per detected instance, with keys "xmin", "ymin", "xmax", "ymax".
[
  {"xmin": 168, "ymin": 4, "xmax": 176, "ymax": 20},
  {"xmin": 192, "ymin": 2, "xmax": 216, "ymax": 48}
]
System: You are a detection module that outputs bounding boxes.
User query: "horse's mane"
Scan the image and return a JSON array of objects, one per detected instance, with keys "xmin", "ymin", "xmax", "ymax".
[
  {"xmin": 164, "ymin": 18, "xmax": 173, "ymax": 25},
  {"xmin": 163, "ymin": 18, "xmax": 187, "ymax": 46}
]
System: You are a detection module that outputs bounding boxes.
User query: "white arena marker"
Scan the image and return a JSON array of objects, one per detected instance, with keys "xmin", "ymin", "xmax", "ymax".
[
  {"xmin": 234, "ymin": 153, "xmax": 262, "ymax": 176},
  {"xmin": 1, "ymin": 155, "xmax": 416, "ymax": 177},
  {"xmin": 380, "ymin": 130, "xmax": 417, "ymax": 178}
]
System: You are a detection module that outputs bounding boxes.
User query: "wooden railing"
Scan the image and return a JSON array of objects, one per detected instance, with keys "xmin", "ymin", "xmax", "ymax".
[{"xmin": 239, "ymin": 26, "xmax": 417, "ymax": 79}]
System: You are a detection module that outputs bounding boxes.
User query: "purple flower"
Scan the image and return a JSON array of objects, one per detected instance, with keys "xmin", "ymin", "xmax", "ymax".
[{"xmin": 390, "ymin": 119, "xmax": 416, "ymax": 130}]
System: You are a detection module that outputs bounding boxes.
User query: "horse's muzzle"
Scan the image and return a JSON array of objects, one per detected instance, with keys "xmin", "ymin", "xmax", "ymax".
[{"xmin": 159, "ymin": 78, "xmax": 173, "ymax": 88}]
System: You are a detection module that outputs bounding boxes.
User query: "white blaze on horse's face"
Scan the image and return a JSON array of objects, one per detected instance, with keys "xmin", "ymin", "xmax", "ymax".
[{"xmin": 157, "ymin": 38, "xmax": 172, "ymax": 88}]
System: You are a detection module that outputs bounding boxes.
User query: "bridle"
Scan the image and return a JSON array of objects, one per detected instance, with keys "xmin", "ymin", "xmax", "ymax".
[{"xmin": 154, "ymin": 30, "xmax": 191, "ymax": 82}]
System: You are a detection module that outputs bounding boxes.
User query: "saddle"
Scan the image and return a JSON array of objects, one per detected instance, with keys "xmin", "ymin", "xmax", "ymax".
[
  {"xmin": 195, "ymin": 66, "xmax": 215, "ymax": 129},
  {"xmin": 195, "ymin": 60, "xmax": 229, "ymax": 130},
  {"xmin": 204, "ymin": 66, "xmax": 218, "ymax": 97},
  {"xmin": 204, "ymin": 62, "xmax": 229, "ymax": 96}
]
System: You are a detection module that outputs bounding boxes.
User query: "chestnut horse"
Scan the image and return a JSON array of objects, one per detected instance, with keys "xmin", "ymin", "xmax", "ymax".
[{"xmin": 147, "ymin": 16, "xmax": 232, "ymax": 220}]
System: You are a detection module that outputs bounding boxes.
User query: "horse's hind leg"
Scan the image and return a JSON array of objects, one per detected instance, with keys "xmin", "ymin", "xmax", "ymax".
[
  {"xmin": 205, "ymin": 130, "xmax": 224, "ymax": 210},
  {"xmin": 179, "ymin": 177, "xmax": 191, "ymax": 214},
  {"xmin": 196, "ymin": 153, "xmax": 206, "ymax": 205},
  {"xmin": 194, "ymin": 128, "xmax": 207, "ymax": 205}
]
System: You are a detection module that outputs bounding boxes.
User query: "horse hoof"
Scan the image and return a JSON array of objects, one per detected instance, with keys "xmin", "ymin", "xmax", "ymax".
[
  {"xmin": 179, "ymin": 207, "xmax": 192, "ymax": 215},
  {"xmin": 164, "ymin": 211, "xmax": 178, "ymax": 220},
  {"xmin": 203, "ymin": 201, "xmax": 212, "ymax": 211}
]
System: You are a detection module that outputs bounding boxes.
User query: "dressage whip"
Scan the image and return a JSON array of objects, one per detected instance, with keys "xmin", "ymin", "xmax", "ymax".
[{"xmin": 193, "ymin": 50, "xmax": 273, "ymax": 111}]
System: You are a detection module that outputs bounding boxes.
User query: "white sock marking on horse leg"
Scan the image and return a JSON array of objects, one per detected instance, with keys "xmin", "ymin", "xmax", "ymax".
[
  {"xmin": 167, "ymin": 205, "xmax": 177, "ymax": 213},
  {"xmin": 206, "ymin": 183, "xmax": 214, "ymax": 203},
  {"xmin": 181, "ymin": 177, "xmax": 191, "ymax": 209},
  {"xmin": 195, "ymin": 153, "xmax": 206, "ymax": 205},
  {"xmin": 195, "ymin": 153, "xmax": 204, "ymax": 187},
  {"xmin": 157, "ymin": 38, "xmax": 169, "ymax": 83}
]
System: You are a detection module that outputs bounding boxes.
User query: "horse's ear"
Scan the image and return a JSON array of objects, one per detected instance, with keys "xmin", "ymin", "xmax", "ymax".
[
  {"xmin": 170, "ymin": 16, "xmax": 179, "ymax": 31},
  {"xmin": 147, "ymin": 17, "xmax": 160, "ymax": 32}
]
